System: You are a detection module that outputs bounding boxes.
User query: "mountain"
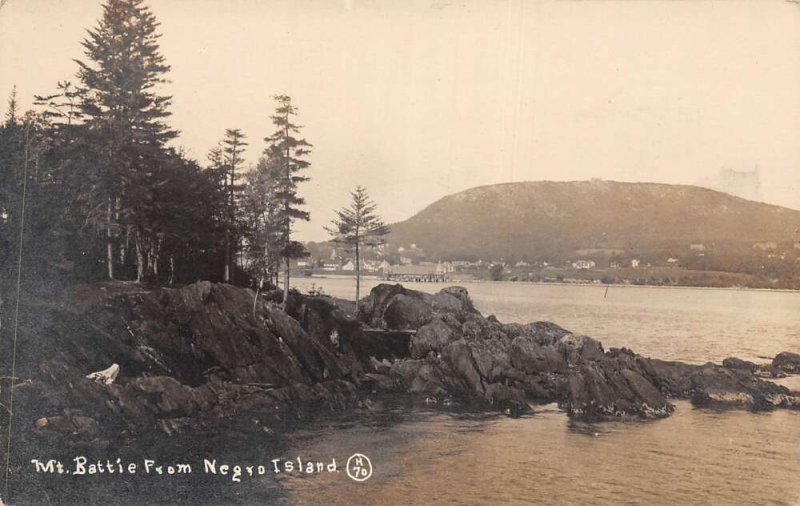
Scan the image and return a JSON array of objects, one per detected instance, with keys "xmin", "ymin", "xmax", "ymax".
[{"xmin": 386, "ymin": 180, "xmax": 800, "ymax": 261}]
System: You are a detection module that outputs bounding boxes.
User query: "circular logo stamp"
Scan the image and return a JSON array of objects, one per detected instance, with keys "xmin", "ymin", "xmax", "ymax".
[{"xmin": 346, "ymin": 453, "xmax": 373, "ymax": 482}]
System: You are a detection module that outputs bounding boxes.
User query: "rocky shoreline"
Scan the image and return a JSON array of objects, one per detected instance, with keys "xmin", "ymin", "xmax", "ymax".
[{"xmin": 6, "ymin": 281, "xmax": 800, "ymax": 452}]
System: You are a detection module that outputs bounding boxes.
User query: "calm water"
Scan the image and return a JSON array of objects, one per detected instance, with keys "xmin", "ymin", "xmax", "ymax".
[{"xmin": 278, "ymin": 277, "xmax": 800, "ymax": 505}]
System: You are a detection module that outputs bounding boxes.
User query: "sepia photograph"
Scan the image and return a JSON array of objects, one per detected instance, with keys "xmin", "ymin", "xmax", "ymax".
[{"xmin": 1, "ymin": 0, "xmax": 800, "ymax": 504}]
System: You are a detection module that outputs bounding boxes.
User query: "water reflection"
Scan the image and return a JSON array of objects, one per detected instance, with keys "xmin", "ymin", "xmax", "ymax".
[{"xmin": 280, "ymin": 401, "xmax": 800, "ymax": 505}]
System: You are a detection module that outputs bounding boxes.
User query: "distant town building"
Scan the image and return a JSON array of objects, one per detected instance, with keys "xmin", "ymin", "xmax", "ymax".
[
  {"xmin": 515, "ymin": 261, "xmax": 530, "ymax": 267},
  {"xmin": 752, "ymin": 242, "xmax": 777, "ymax": 251},
  {"xmin": 435, "ymin": 261, "xmax": 454, "ymax": 274},
  {"xmin": 297, "ymin": 260, "xmax": 310, "ymax": 268},
  {"xmin": 572, "ymin": 260, "xmax": 596, "ymax": 270},
  {"xmin": 667, "ymin": 258, "xmax": 679, "ymax": 264},
  {"xmin": 689, "ymin": 244, "xmax": 706, "ymax": 252},
  {"xmin": 323, "ymin": 262, "xmax": 338, "ymax": 271},
  {"xmin": 342, "ymin": 260, "xmax": 355, "ymax": 271},
  {"xmin": 631, "ymin": 259, "xmax": 641, "ymax": 268}
]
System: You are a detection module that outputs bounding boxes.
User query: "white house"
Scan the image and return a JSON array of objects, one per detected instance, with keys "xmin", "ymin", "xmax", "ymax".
[
  {"xmin": 436, "ymin": 261, "xmax": 455, "ymax": 274},
  {"xmin": 631, "ymin": 259, "xmax": 640, "ymax": 268},
  {"xmin": 342, "ymin": 260, "xmax": 356, "ymax": 271},
  {"xmin": 572, "ymin": 260, "xmax": 596, "ymax": 270},
  {"xmin": 323, "ymin": 262, "xmax": 338, "ymax": 271}
]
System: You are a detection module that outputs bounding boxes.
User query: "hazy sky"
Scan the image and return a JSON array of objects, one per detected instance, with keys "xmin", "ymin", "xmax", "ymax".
[{"xmin": 2, "ymin": 0, "xmax": 799, "ymax": 240}]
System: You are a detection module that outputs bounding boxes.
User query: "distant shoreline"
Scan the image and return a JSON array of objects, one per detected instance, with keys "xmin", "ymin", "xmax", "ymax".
[{"xmin": 293, "ymin": 274, "xmax": 800, "ymax": 295}]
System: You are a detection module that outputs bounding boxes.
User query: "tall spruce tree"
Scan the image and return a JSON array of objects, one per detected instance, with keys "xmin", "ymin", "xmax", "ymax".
[
  {"xmin": 262, "ymin": 95, "xmax": 311, "ymax": 305},
  {"xmin": 221, "ymin": 128, "xmax": 247, "ymax": 283},
  {"xmin": 74, "ymin": 0, "xmax": 177, "ymax": 281},
  {"xmin": 326, "ymin": 186, "xmax": 390, "ymax": 307}
]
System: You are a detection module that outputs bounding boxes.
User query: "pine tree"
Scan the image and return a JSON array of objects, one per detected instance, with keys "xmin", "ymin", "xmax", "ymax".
[
  {"xmin": 262, "ymin": 95, "xmax": 312, "ymax": 305},
  {"xmin": 74, "ymin": 0, "xmax": 177, "ymax": 281},
  {"xmin": 4, "ymin": 86, "xmax": 19, "ymax": 126},
  {"xmin": 326, "ymin": 186, "xmax": 390, "ymax": 308},
  {"xmin": 34, "ymin": 81, "xmax": 81, "ymax": 127},
  {"xmin": 221, "ymin": 128, "xmax": 247, "ymax": 283}
]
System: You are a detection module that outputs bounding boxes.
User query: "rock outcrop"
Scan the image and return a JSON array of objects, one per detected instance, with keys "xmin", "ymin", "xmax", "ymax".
[
  {"xmin": 358, "ymin": 283, "xmax": 800, "ymax": 420},
  {"xmin": 772, "ymin": 352, "xmax": 800, "ymax": 374},
  {"xmin": 9, "ymin": 280, "xmax": 800, "ymax": 452},
  {"xmin": 11, "ymin": 282, "xmax": 368, "ymax": 446}
]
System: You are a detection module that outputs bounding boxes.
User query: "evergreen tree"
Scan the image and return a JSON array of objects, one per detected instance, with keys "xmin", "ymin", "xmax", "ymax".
[
  {"xmin": 34, "ymin": 81, "xmax": 81, "ymax": 127},
  {"xmin": 221, "ymin": 128, "xmax": 247, "ymax": 283},
  {"xmin": 326, "ymin": 186, "xmax": 390, "ymax": 307},
  {"xmin": 74, "ymin": 0, "xmax": 177, "ymax": 281},
  {"xmin": 262, "ymin": 95, "xmax": 312, "ymax": 304},
  {"xmin": 0, "ymin": 94, "xmax": 72, "ymax": 297},
  {"xmin": 4, "ymin": 86, "xmax": 19, "ymax": 125}
]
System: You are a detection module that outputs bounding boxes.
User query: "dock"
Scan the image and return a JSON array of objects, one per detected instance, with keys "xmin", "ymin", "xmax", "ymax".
[{"xmin": 383, "ymin": 273, "xmax": 448, "ymax": 283}]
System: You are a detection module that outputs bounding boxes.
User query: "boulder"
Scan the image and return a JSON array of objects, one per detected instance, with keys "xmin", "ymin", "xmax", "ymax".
[
  {"xmin": 721, "ymin": 357, "xmax": 758, "ymax": 371},
  {"xmin": 686, "ymin": 363, "xmax": 791, "ymax": 411},
  {"xmin": 411, "ymin": 318, "xmax": 459, "ymax": 359},
  {"xmin": 359, "ymin": 284, "xmax": 480, "ymax": 331},
  {"xmin": 383, "ymin": 294, "xmax": 435, "ymax": 330},
  {"xmin": 772, "ymin": 352, "xmax": 800, "ymax": 374},
  {"xmin": 558, "ymin": 334, "xmax": 605, "ymax": 364}
]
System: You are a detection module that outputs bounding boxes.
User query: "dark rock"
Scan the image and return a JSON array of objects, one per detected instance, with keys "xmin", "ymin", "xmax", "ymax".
[
  {"xmin": 773, "ymin": 352, "xmax": 800, "ymax": 373},
  {"xmin": 366, "ymin": 285, "xmax": 798, "ymax": 420},
  {"xmin": 722, "ymin": 357, "xmax": 758, "ymax": 371},
  {"xmin": 384, "ymin": 294, "xmax": 435, "ymax": 330},
  {"xmin": 510, "ymin": 337, "xmax": 567, "ymax": 374},
  {"xmin": 14, "ymin": 282, "xmax": 379, "ymax": 444},
  {"xmin": 359, "ymin": 283, "xmax": 480, "ymax": 331},
  {"xmin": 441, "ymin": 338, "xmax": 486, "ymax": 396},
  {"xmin": 411, "ymin": 318, "xmax": 459, "ymax": 359},
  {"xmin": 562, "ymin": 357, "xmax": 673, "ymax": 420},
  {"xmin": 503, "ymin": 321, "xmax": 572, "ymax": 345},
  {"xmin": 558, "ymin": 334, "xmax": 605, "ymax": 365}
]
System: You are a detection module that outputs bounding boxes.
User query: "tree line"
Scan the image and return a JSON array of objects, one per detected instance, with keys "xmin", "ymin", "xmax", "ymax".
[{"xmin": 1, "ymin": 0, "xmax": 389, "ymax": 308}]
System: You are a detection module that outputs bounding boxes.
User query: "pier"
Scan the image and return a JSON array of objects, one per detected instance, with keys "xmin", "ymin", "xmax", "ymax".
[{"xmin": 383, "ymin": 272, "xmax": 448, "ymax": 283}]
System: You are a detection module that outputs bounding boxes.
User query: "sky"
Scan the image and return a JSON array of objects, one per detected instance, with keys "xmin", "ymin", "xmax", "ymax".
[{"xmin": 2, "ymin": 0, "xmax": 800, "ymax": 241}]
